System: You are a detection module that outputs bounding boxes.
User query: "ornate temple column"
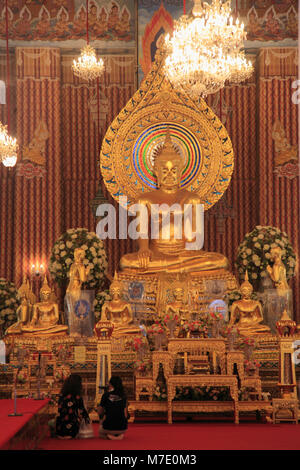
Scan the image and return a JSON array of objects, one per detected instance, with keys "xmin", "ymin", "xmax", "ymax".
[
  {"xmin": 257, "ymin": 48, "xmax": 299, "ymax": 321},
  {"xmin": 14, "ymin": 48, "xmax": 62, "ymax": 289}
]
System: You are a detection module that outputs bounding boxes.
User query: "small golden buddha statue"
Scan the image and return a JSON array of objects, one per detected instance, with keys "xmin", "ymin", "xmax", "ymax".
[
  {"xmin": 229, "ymin": 272, "xmax": 270, "ymax": 335},
  {"xmin": 97, "ymin": 274, "xmax": 140, "ymax": 337},
  {"xmin": 120, "ymin": 130, "xmax": 228, "ymax": 274},
  {"xmin": 5, "ymin": 292, "xmax": 30, "ymax": 336},
  {"xmin": 267, "ymin": 247, "xmax": 289, "ymax": 296},
  {"xmin": 22, "ymin": 277, "xmax": 68, "ymax": 336},
  {"xmin": 165, "ymin": 287, "xmax": 190, "ymax": 323},
  {"xmin": 18, "ymin": 274, "xmax": 36, "ymax": 305},
  {"xmin": 67, "ymin": 247, "xmax": 90, "ymax": 300}
]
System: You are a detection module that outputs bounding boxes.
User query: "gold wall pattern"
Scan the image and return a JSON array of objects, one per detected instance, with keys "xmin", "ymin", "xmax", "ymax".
[
  {"xmin": 14, "ymin": 48, "xmax": 62, "ymax": 290},
  {"xmin": 60, "ymin": 54, "xmax": 136, "ymax": 276},
  {"xmin": 258, "ymin": 48, "xmax": 299, "ymax": 320}
]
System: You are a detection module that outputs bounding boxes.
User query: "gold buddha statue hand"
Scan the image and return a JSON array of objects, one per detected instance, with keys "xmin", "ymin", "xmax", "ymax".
[
  {"xmin": 229, "ymin": 272, "xmax": 270, "ymax": 335},
  {"xmin": 267, "ymin": 247, "xmax": 289, "ymax": 296},
  {"xmin": 120, "ymin": 131, "xmax": 228, "ymax": 274},
  {"xmin": 67, "ymin": 247, "xmax": 90, "ymax": 300},
  {"xmin": 96, "ymin": 274, "xmax": 140, "ymax": 338},
  {"xmin": 5, "ymin": 293, "xmax": 31, "ymax": 336},
  {"xmin": 22, "ymin": 277, "xmax": 68, "ymax": 336}
]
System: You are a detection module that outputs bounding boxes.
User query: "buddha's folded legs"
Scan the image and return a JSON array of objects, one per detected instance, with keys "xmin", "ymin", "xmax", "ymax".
[{"xmin": 120, "ymin": 250, "xmax": 228, "ymax": 273}]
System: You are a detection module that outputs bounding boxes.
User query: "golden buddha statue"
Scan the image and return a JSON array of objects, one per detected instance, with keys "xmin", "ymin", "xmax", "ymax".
[
  {"xmin": 5, "ymin": 292, "xmax": 30, "ymax": 336},
  {"xmin": 97, "ymin": 274, "xmax": 140, "ymax": 337},
  {"xmin": 267, "ymin": 247, "xmax": 289, "ymax": 296},
  {"xmin": 165, "ymin": 287, "xmax": 190, "ymax": 323},
  {"xmin": 229, "ymin": 272, "xmax": 270, "ymax": 335},
  {"xmin": 67, "ymin": 247, "xmax": 90, "ymax": 300},
  {"xmin": 22, "ymin": 277, "xmax": 68, "ymax": 336},
  {"xmin": 120, "ymin": 131, "xmax": 228, "ymax": 274},
  {"xmin": 18, "ymin": 274, "xmax": 36, "ymax": 305}
]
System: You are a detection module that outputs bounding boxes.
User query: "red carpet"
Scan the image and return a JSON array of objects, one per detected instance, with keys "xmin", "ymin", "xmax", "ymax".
[
  {"xmin": 39, "ymin": 422, "xmax": 300, "ymax": 450},
  {"xmin": 0, "ymin": 399, "xmax": 49, "ymax": 449}
]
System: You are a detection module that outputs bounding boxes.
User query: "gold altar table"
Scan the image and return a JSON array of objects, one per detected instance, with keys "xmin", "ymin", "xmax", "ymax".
[
  {"xmin": 167, "ymin": 374, "xmax": 239, "ymax": 424},
  {"xmin": 272, "ymin": 398, "xmax": 299, "ymax": 424},
  {"xmin": 152, "ymin": 351, "xmax": 173, "ymax": 380},
  {"xmin": 237, "ymin": 400, "xmax": 272, "ymax": 419},
  {"xmin": 168, "ymin": 339, "xmax": 226, "ymax": 374},
  {"xmin": 226, "ymin": 351, "xmax": 245, "ymax": 380},
  {"xmin": 127, "ymin": 400, "xmax": 236, "ymax": 423}
]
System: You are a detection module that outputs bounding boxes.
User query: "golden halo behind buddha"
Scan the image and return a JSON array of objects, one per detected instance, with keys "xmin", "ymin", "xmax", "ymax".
[{"xmin": 100, "ymin": 46, "xmax": 234, "ymax": 211}]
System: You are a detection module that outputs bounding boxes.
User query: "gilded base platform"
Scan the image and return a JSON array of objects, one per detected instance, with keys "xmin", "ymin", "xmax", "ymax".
[{"xmin": 117, "ymin": 269, "xmax": 239, "ymax": 318}]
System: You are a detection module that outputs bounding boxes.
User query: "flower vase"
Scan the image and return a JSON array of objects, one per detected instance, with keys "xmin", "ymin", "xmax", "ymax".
[
  {"xmin": 137, "ymin": 344, "xmax": 147, "ymax": 361},
  {"xmin": 247, "ymin": 368, "xmax": 256, "ymax": 377},
  {"xmin": 211, "ymin": 320, "xmax": 221, "ymax": 338},
  {"xmin": 244, "ymin": 344, "xmax": 254, "ymax": 361},
  {"xmin": 154, "ymin": 333, "xmax": 164, "ymax": 351},
  {"xmin": 166, "ymin": 319, "xmax": 177, "ymax": 339},
  {"xmin": 227, "ymin": 333, "xmax": 236, "ymax": 351}
]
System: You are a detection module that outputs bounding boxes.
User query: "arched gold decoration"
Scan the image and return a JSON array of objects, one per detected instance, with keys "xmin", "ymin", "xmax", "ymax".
[{"xmin": 100, "ymin": 46, "xmax": 234, "ymax": 211}]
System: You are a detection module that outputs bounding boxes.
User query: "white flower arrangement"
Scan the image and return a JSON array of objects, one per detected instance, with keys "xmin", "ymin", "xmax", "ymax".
[
  {"xmin": 0, "ymin": 278, "xmax": 19, "ymax": 336},
  {"xmin": 236, "ymin": 226, "xmax": 296, "ymax": 283},
  {"xmin": 49, "ymin": 228, "xmax": 108, "ymax": 290}
]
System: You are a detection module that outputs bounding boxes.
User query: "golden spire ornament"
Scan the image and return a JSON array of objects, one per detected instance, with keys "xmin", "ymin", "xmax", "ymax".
[{"xmin": 72, "ymin": 0, "xmax": 104, "ymax": 82}]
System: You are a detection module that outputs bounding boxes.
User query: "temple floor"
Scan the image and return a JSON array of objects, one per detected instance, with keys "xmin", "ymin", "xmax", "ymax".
[{"xmin": 38, "ymin": 421, "xmax": 300, "ymax": 450}]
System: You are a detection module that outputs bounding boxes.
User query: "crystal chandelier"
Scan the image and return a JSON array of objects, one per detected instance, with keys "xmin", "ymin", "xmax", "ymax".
[
  {"xmin": 73, "ymin": 44, "xmax": 104, "ymax": 81},
  {"xmin": 72, "ymin": 0, "xmax": 104, "ymax": 81},
  {"xmin": 0, "ymin": 122, "xmax": 18, "ymax": 167},
  {"xmin": 164, "ymin": 0, "xmax": 253, "ymax": 97},
  {"xmin": 1, "ymin": 0, "xmax": 18, "ymax": 167}
]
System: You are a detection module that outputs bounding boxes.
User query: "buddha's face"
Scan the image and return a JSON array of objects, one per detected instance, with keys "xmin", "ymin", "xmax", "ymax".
[
  {"xmin": 241, "ymin": 286, "xmax": 252, "ymax": 299},
  {"xmin": 271, "ymin": 248, "xmax": 282, "ymax": 261},
  {"xmin": 156, "ymin": 158, "xmax": 182, "ymax": 189},
  {"xmin": 174, "ymin": 288, "xmax": 184, "ymax": 301},
  {"xmin": 110, "ymin": 286, "xmax": 122, "ymax": 299},
  {"xmin": 74, "ymin": 248, "xmax": 85, "ymax": 263},
  {"xmin": 41, "ymin": 290, "xmax": 51, "ymax": 301}
]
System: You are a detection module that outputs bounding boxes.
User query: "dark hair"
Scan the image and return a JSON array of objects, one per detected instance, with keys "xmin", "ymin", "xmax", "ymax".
[
  {"xmin": 109, "ymin": 376, "xmax": 125, "ymax": 398},
  {"xmin": 60, "ymin": 374, "xmax": 83, "ymax": 397}
]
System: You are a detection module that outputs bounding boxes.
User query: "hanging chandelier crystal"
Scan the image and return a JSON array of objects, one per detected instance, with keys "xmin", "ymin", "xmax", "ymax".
[
  {"xmin": 72, "ymin": 1, "xmax": 104, "ymax": 82},
  {"xmin": 164, "ymin": 0, "xmax": 253, "ymax": 97},
  {"xmin": 72, "ymin": 44, "xmax": 105, "ymax": 82},
  {"xmin": 0, "ymin": 122, "xmax": 18, "ymax": 167}
]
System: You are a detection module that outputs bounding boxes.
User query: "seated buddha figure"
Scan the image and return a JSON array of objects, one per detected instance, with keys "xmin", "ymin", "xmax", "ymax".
[
  {"xmin": 67, "ymin": 247, "xmax": 90, "ymax": 301},
  {"xmin": 98, "ymin": 274, "xmax": 140, "ymax": 337},
  {"xmin": 229, "ymin": 272, "xmax": 270, "ymax": 335},
  {"xmin": 165, "ymin": 287, "xmax": 190, "ymax": 324},
  {"xmin": 120, "ymin": 131, "xmax": 228, "ymax": 274},
  {"xmin": 22, "ymin": 277, "xmax": 68, "ymax": 336},
  {"xmin": 5, "ymin": 292, "xmax": 30, "ymax": 336}
]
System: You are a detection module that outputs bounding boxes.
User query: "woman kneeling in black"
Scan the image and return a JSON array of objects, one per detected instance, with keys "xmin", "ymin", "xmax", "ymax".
[
  {"xmin": 55, "ymin": 374, "xmax": 90, "ymax": 439},
  {"xmin": 98, "ymin": 376, "xmax": 128, "ymax": 440}
]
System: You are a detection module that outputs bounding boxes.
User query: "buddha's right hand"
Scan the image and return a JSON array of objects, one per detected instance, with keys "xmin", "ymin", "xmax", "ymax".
[{"xmin": 138, "ymin": 249, "xmax": 152, "ymax": 269}]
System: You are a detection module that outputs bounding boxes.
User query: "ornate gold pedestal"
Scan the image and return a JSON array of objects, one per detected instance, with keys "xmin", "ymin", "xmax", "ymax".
[{"xmin": 116, "ymin": 270, "xmax": 238, "ymax": 320}]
